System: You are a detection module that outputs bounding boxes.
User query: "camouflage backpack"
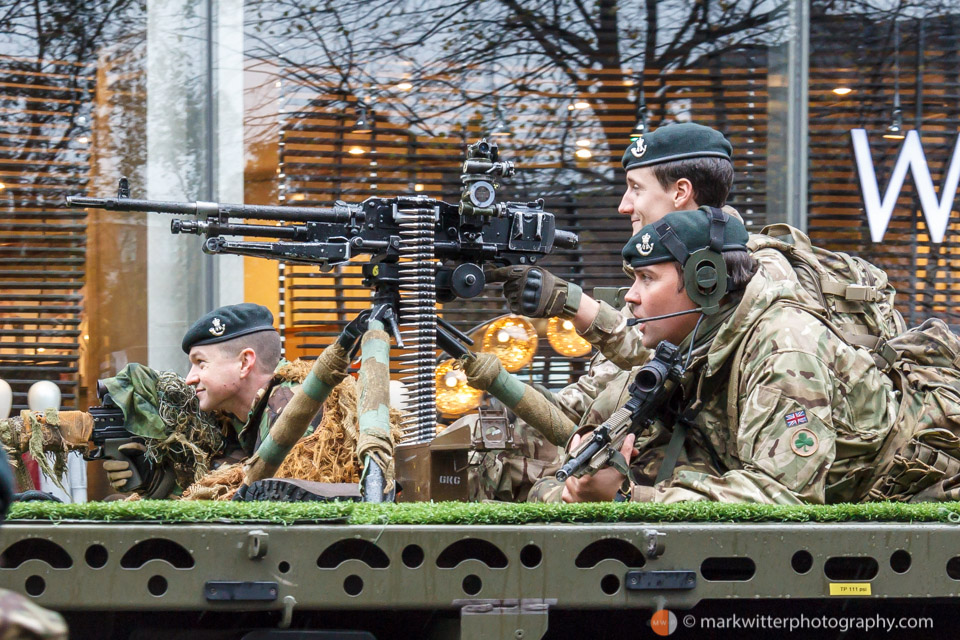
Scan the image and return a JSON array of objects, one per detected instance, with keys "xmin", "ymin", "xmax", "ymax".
[
  {"xmin": 862, "ymin": 318, "xmax": 960, "ymax": 502},
  {"xmin": 748, "ymin": 223, "xmax": 906, "ymax": 368}
]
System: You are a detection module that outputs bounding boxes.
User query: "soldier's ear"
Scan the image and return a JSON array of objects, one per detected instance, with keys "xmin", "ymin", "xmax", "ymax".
[
  {"xmin": 672, "ymin": 177, "xmax": 695, "ymax": 209},
  {"xmin": 237, "ymin": 347, "xmax": 257, "ymax": 377}
]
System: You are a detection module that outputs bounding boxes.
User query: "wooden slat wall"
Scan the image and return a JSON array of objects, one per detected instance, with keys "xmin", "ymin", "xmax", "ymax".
[
  {"xmin": 0, "ymin": 55, "xmax": 92, "ymax": 410},
  {"xmin": 807, "ymin": 15, "xmax": 960, "ymax": 328}
]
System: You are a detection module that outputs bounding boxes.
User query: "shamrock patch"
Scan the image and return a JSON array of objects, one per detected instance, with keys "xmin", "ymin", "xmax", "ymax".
[{"xmin": 790, "ymin": 427, "xmax": 819, "ymax": 457}]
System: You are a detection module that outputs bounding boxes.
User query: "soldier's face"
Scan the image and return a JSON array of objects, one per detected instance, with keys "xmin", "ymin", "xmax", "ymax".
[
  {"xmin": 186, "ymin": 344, "xmax": 243, "ymax": 413},
  {"xmin": 618, "ymin": 167, "xmax": 680, "ymax": 234},
  {"xmin": 624, "ymin": 262, "xmax": 701, "ymax": 348}
]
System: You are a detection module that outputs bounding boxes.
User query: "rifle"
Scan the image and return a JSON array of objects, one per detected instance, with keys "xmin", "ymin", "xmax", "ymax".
[
  {"xmin": 82, "ymin": 382, "xmax": 150, "ymax": 492},
  {"xmin": 555, "ymin": 341, "xmax": 685, "ymax": 482}
]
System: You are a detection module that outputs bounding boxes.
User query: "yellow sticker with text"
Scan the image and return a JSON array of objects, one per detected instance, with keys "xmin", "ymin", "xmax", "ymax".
[{"xmin": 829, "ymin": 583, "xmax": 872, "ymax": 596}]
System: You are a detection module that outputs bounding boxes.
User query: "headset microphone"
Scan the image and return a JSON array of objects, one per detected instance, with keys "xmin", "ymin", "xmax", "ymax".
[{"xmin": 625, "ymin": 307, "xmax": 704, "ymax": 327}]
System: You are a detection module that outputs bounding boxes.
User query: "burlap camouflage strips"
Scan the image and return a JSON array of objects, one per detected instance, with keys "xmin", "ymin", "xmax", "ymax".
[
  {"xmin": 0, "ymin": 589, "xmax": 67, "ymax": 640},
  {"xmin": 94, "ymin": 359, "xmax": 324, "ymax": 497}
]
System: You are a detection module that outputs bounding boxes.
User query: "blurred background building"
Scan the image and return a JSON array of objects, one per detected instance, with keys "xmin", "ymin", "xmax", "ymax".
[{"xmin": 0, "ymin": 0, "xmax": 957, "ymax": 422}]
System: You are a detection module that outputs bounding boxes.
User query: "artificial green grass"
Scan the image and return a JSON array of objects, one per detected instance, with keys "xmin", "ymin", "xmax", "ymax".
[{"xmin": 7, "ymin": 499, "xmax": 960, "ymax": 525}]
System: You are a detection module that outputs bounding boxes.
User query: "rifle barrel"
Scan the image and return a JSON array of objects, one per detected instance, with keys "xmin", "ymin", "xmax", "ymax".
[
  {"xmin": 556, "ymin": 435, "xmax": 605, "ymax": 481},
  {"xmin": 171, "ymin": 219, "xmax": 307, "ymax": 240},
  {"xmin": 66, "ymin": 196, "xmax": 354, "ymax": 223}
]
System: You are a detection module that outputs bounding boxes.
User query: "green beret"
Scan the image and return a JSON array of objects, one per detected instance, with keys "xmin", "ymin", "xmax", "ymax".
[
  {"xmin": 621, "ymin": 123, "xmax": 732, "ymax": 172},
  {"xmin": 622, "ymin": 206, "xmax": 748, "ymax": 269},
  {"xmin": 181, "ymin": 303, "xmax": 276, "ymax": 353}
]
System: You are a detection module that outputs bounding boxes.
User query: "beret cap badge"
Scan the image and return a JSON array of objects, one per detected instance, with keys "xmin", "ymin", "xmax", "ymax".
[
  {"xmin": 637, "ymin": 233, "xmax": 654, "ymax": 256},
  {"xmin": 621, "ymin": 122, "xmax": 733, "ymax": 172},
  {"xmin": 209, "ymin": 317, "xmax": 226, "ymax": 337}
]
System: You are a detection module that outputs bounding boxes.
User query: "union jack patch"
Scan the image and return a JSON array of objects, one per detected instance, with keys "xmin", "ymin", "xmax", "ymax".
[{"xmin": 785, "ymin": 410, "xmax": 808, "ymax": 427}]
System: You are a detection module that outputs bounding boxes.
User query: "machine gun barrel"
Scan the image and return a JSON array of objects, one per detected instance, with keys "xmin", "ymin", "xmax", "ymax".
[
  {"xmin": 66, "ymin": 195, "xmax": 354, "ymax": 223},
  {"xmin": 171, "ymin": 219, "xmax": 308, "ymax": 240},
  {"xmin": 553, "ymin": 230, "xmax": 579, "ymax": 250},
  {"xmin": 66, "ymin": 140, "xmax": 579, "ymax": 300}
]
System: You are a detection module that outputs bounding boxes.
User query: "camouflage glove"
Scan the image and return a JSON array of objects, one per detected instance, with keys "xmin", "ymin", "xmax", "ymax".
[
  {"xmin": 460, "ymin": 352, "xmax": 503, "ymax": 391},
  {"xmin": 486, "ymin": 266, "xmax": 582, "ymax": 319},
  {"xmin": 102, "ymin": 442, "xmax": 147, "ymax": 491}
]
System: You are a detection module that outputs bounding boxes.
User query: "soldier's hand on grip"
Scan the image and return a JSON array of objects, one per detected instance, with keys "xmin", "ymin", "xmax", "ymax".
[
  {"xmin": 102, "ymin": 442, "xmax": 147, "ymax": 491},
  {"xmin": 459, "ymin": 352, "xmax": 503, "ymax": 391},
  {"xmin": 561, "ymin": 432, "xmax": 637, "ymax": 503},
  {"xmin": 485, "ymin": 265, "xmax": 581, "ymax": 319}
]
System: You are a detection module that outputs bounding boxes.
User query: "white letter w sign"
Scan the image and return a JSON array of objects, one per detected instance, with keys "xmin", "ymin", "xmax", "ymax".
[{"xmin": 851, "ymin": 129, "xmax": 960, "ymax": 244}]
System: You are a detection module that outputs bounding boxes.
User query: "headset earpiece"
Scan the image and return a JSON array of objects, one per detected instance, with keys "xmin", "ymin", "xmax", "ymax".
[
  {"xmin": 653, "ymin": 209, "xmax": 732, "ymax": 316},
  {"xmin": 683, "ymin": 248, "xmax": 727, "ymax": 315}
]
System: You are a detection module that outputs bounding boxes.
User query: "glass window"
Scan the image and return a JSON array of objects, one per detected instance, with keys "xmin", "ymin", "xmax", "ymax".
[
  {"xmin": 241, "ymin": 0, "xmax": 794, "ymax": 389},
  {"xmin": 0, "ymin": 1, "xmax": 147, "ymax": 410},
  {"xmin": 1, "ymin": 0, "xmax": 837, "ymax": 413},
  {"xmin": 807, "ymin": 1, "xmax": 960, "ymax": 327}
]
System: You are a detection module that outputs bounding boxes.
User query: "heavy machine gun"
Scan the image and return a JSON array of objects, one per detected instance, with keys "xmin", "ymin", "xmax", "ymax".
[
  {"xmin": 67, "ymin": 139, "xmax": 575, "ymax": 367},
  {"xmin": 68, "ymin": 140, "xmax": 579, "ymax": 500},
  {"xmin": 67, "ymin": 139, "xmax": 575, "ymax": 309}
]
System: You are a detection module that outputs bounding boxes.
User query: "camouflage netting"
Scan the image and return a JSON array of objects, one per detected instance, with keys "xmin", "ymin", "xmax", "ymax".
[
  {"xmin": 0, "ymin": 368, "xmax": 223, "ymax": 494},
  {"xmin": 180, "ymin": 375, "xmax": 405, "ymax": 500},
  {"xmin": 145, "ymin": 371, "xmax": 224, "ymax": 490},
  {"xmin": 0, "ymin": 410, "xmax": 93, "ymax": 492}
]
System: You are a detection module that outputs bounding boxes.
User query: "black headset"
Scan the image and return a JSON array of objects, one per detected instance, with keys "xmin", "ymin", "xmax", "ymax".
[{"xmin": 652, "ymin": 207, "xmax": 730, "ymax": 316}]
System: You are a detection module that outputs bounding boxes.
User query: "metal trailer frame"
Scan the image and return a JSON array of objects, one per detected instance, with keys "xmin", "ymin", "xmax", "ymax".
[{"xmin": 2, "ymin": 520, "xmax": 959, "ymax": 638}]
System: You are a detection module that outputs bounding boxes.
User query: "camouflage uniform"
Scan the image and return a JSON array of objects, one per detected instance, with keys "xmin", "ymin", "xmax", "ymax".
[
  {"xmin": 469, "ymin": 417, "xmax": 561, "ymax": 502},
  {"xmin": 221, "ymin": 360, "xmax": 324, "ymax": 460},
  {"xmin": 101, "ymin": 360, "xmax": 322, "ymax": 495},
  {"xmin": 0, "ymin": 589, "xmax": 67, "ymax": 639},
  {"xmin": 530, "ymin": 249, "xmax": 900, "ymax": 504},
  {"xmin": 468, "ymin": 307, "xmax": 649, "ymax": 501},
  {"xmin": 469, "ymin": 205, "xmax": 741, "ymax": 501}
]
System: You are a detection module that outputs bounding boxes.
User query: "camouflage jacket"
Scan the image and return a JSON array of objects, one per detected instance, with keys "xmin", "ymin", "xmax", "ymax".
[
  {"xmin": 468, "ymin": 414, "xmax": 561, "ymax": 502},
  {"xmin": 551, "ymin": 303, "xmax": 649, "ymax": 426},
  {"xmin": 224, "ymin": 360, "xmax": 323, "ymax": 459},
  {"xmin": 103, "ymin": 360, "xmax": 322, "ymax": 469},
  {"xmin": 637, "ymin": 249, "xmax": 900, "ymax": 504},
  {"xmin": 535, "ymin": 249, "xmax": 900, "ymax": 504},
  {"xmin": 577, "ymin": 301, "xmax": 650, "ymax": 370}
]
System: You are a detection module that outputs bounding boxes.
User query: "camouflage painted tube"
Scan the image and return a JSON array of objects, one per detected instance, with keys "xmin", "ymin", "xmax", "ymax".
[
  {"xmin": 461, "ymin": 352, "xmax": 577, "ymax": 446},
  {"xmin": 355, "ymin": 319, "xmax": 395, "ymax": 499},
  {"xmin": 242, "ymin": 341, "xmax": 350, "ymax": 485}
]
